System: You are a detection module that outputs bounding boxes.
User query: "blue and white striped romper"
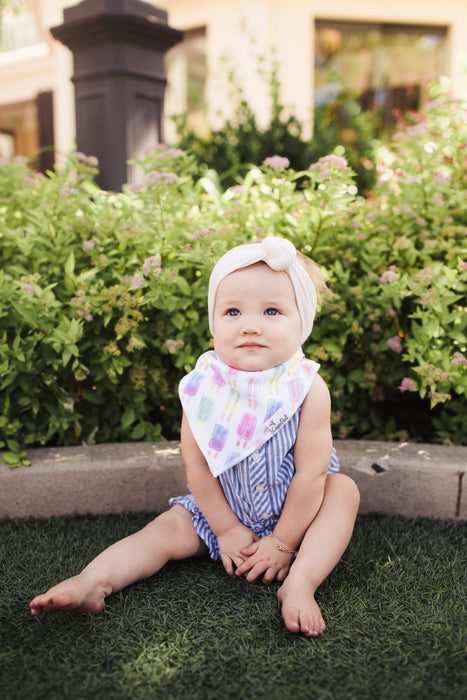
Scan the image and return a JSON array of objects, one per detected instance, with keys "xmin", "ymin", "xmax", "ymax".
[{"xmin": 169, "ymin": 409, "xmax": 340, "ymax": 561}]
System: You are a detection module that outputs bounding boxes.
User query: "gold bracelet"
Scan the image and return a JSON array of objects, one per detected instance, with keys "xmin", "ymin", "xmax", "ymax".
[{"xmin": 268, "ymin": 533, "xmax": 297, "ymax": 554}]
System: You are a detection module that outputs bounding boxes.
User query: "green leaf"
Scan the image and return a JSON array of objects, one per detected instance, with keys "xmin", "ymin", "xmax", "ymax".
[
  {"xmin": 0, "ymin": 372, "xmax": 17, "ymax": 390},
  {"xmin": 121, "ymin": 407, "xmax": 135, "ymax": 431},
  {"xmin": 176, "ymin": 277, "xmax": 191, "ymax": 295},
  {"xmin": 62, "ymin": 348, "xmax": 72, "ymax": 366},
  {"xmin": 64, "ymin": 250, "xmax": 75, "ymax": 280},
  {"xmin": 1, "ymin": 452, "xmax": 23, "ymax": 466},
  {"xmin": 130, "ymin": 422, "xmax": 146, "ymax": 440}
]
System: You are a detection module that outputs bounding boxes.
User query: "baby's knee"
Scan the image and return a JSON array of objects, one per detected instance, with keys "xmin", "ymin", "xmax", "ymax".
[
  {"xmin": 145, "ymin": 507, "xmax": 188, "ymax": 535},
  {"xmin": 327, "ymin": 472, "xmax": 360, "ymax": 509},
  {"xmin": 144, "ymin": 506, "xmax": 203, "ymax": 558}
]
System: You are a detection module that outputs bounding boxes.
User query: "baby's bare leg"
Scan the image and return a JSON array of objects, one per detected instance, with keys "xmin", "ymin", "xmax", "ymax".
[
  {"xmin": 30, "ymin": 505, "xmax": 205, "ymax": 615},
  {"xmin": 277, "ymin": 473, "xmax": 359, "ymax": 636}
]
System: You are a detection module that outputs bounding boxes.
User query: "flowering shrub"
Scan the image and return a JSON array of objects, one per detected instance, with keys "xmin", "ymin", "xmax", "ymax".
[
  {"xmin": 0, "ymin": 87, "xmax": 466, "ymax": 466},
  {"xmin": 174, "ymin": 59, "xmax": 377, "ymax": 193}
]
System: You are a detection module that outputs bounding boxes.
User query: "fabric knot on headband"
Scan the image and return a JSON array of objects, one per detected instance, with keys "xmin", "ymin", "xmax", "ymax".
[
  {"xmin": 208, "ymin": 236, "xmax": 317, "ymax": 345},
  {"xmin": 260, "ymin": 236, "xmax": 296, "ymax": 271}
]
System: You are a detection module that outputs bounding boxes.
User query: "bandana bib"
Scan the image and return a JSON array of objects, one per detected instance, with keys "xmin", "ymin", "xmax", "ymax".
[{"xmin": 179, "ymin": 349, "xmax": 320, "ymax": 477}]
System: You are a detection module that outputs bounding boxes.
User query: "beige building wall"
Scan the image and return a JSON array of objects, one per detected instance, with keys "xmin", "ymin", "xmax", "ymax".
[
  {"xmin": 0, "ymin": 0, "xmax": 74, "ymax": 158},
  {"xmin": 0, "ymin": 0, "xmax": 466, "ymax": 157},
  {"xmin": 159, "ymin": 0, "xmax": 467, "ymax": 138}
]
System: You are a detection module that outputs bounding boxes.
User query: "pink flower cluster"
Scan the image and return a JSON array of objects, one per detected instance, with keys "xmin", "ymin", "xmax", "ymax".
[
  {"xmin": 434, "ymin": 173, "xmax": 452, "ymax": 184},
  {"xmin": 156, "ymin": 148, "xmax": 183, "ymax": 159},
  {"xmin": 262, "ymin": 155, "xmax": 290, "ymax": 169},
  {"xmin": 400, "ymin": 378, "xmax": 416, "ymax": 393},
  {"xmin": 164, "ymin": 339, "xmax": 185, "ymax": 355},
  {"xmin": 386, "ymin": 335, "xmax": 402, "ymax": 353},
  {"xmin": 228, "ymin": 185, "xmax": 247, "ymax": 196},
  {"xmin": 309, "ymin": 154, "xmax": 348, "ymax": 178},
  {"xmin": 379, "ymin": 269, "xmax": 397, "ymax": 284},
  {"xmin": 143, "ymin": 256, "xmax": 162, "ymax": 277},
  {"xmin": 451, "ymin": 351, "xmax": 467, "ymax": 367},
  {"xmin": 190, "ymin": 229, "xmax": 212, "ymax": 241},
  {"xmin": 59, "ymin": 187, "xmax": 79, "ymax": 197},
  {"xmin": 131, "ymin": 275, "xmax": 144, "ymax": 289},
  {"xmin": 143, "ymin": 171, "xmax": 179, "ymax": 186},
  {"xmin": 73, "ymin": 152, "xmax": 99, "ymax": 166},
  {"xmin": 71, "ymin": 289, "xmax": 93, "ymax": 321}
]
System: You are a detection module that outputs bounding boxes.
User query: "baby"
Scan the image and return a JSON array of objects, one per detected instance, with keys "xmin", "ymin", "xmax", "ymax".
[{"xmin": 30, "ymin": 236, "xmax": 360, "ymax": 637}]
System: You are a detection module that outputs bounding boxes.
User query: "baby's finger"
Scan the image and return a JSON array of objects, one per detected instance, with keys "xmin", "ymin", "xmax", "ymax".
[
  {"xmin": 240, "ymin": 541, "xmax": 260, "ymax": 556},
  {"xmin": 234, "ymin": 555, "xmax": 257, "ymax": 577},
  {"xmin": 275, "ymin": 566, "xmax": 289, "ymax": 582},
  {"xmin": 220, "ymin": 555, "xmax": 236, "ymax": 577},
  {"xmin": 261, "ymin": 567, "xmax": 278, "ymax": 585},
  {"xmin": 245, "ymin": 563, "xmax": 268, "ymax": 583}
]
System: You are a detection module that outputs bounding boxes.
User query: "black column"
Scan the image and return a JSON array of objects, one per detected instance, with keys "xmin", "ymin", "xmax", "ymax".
[{"xmin": 51, "ymin": 0, "xmax": 182, "ymax": 191}]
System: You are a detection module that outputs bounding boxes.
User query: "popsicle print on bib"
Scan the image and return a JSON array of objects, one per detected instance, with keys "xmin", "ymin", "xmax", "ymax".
[
  {"xmin": 182, "ymin": 371, "xmax": 203, "ymax": 398},
  {"xmin": 287, "ymin": 376, "xmax": 304, "ymax": 403},
  {"xmin": 269, "ymin": 364, "xmax": 286, "ymax": 393},
  {"xmin": 179, "ymin": 349, "xmax": 320, "ymax": 476},
  {"xmin": 208, "ymin": 423, "xmax": 229, "ymax": 457},
  {"xmin": 196, "ymin": 395, "xmax": 214, "ymax": 430},
  {"xmin": 236, "ymin": 411, "xmax": 257, "ymax": 448},
  {"xmin": 222, "ymin": 388, "xmax": 241, "ymax": 421},
  {"xmin": 247, "ymin": 377, "xmax": 260, "ymax": 408},
  {"xmin": 210, "ymin": 363, "xmax": 226, "ymax": 392}
]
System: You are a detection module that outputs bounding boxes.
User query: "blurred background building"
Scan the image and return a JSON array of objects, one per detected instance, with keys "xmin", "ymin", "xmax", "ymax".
[{"xmin": 1, "ymin": 0, "xmax": 466, "ymax": 170}]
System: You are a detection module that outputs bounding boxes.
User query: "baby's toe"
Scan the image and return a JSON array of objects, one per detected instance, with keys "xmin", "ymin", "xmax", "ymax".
[{"xmin": 281, "ymin": 602, "xmax": 301, "ymax": 633}]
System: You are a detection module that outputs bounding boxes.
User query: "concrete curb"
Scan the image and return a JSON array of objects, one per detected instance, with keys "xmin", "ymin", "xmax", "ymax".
[{"xmin": 0, "ymin": 440, "xmax": 465, "ymax": 520}]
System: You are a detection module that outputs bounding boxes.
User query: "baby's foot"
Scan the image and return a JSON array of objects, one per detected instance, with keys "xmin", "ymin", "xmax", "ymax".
[
  {"xmin": 277, "ymin": 574, "xmax": 326, "ymax": 637},
  {"xmin": 29, "ymin": 572, "xmax": 108, "ymax": 616}
]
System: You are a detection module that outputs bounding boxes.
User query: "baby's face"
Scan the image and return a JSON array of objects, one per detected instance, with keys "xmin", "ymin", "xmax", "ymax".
[{"xmin": 212, "ymin": 263, "xmax": 302, "ymax": 371}]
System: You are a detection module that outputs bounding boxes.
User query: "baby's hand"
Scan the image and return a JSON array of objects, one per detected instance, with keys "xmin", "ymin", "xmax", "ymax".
[
  {"xmin": 235, "ymin": 534, "xmax": 294, "ymax": 583},
  {"xmin": 217, "ymin": 524, "xmax": 259, "ymax": 577}
]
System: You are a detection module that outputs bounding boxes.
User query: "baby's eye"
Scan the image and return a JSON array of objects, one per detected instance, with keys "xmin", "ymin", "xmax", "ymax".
[
  {"xmin": 265, "ymin": 308, "xmax": 280, "ymax": 316},
  {"xmin": 226, "ymin": 308, "xmax": 240, "ymax": 317}
]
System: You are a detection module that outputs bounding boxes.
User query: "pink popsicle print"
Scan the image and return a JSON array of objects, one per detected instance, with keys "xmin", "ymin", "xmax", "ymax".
[
  {"xmin": 236, "ymin": 412, "xmax": 257, "ymax": 448},
  {"xmin": 210, "ymin": 363, "xmax": 226, "ymax": 391},
  {"xmin": 227, "ymin": 366, "xmax": 239, "ymax": 386},
  {"xmin": 287, "ymin": 377, "xmax": 303, "ymax": 402}
]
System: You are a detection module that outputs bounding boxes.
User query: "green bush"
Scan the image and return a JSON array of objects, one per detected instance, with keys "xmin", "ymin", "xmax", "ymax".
[
  {"xmin": 173, "ymin": 60, "xmax": 377, "ymax": 194},
  {"xmin": 0, "ymin": 86, "xmax": 466, "ymax": 466}
]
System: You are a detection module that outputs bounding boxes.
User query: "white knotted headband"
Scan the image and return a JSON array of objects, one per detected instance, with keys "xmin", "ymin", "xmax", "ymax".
[{"xmin": 208, "ymin": 236, "xmax": 317, "ymax": 345}]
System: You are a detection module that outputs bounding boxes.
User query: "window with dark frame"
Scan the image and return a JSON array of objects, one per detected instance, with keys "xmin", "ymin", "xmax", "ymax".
[{"xmin": 314, "ymin": 19, "xmax": 448, "ymax": 129}]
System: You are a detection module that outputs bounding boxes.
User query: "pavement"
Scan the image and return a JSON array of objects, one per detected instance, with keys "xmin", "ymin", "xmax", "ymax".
[{"xmin": 1, "ymin": 439, "xmax": 465, "ymax": 521}]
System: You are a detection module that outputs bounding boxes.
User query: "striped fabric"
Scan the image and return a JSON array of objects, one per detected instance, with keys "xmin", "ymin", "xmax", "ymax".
[{"xmin": 169, "ymin": 409, "xmax": 339, "ymax": 562}]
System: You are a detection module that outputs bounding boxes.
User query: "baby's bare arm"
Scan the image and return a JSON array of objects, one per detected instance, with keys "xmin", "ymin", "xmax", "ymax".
[
  {"xmin": 181, "ymin": 413, "xmax": 257, "ymax": 574},
  {"xmin": 273, "ymin": 374, "xmax": 332, "ymax": 550}
]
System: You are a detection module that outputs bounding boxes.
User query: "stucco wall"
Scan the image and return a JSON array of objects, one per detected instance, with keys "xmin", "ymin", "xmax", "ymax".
[
  {"xmin": 1, "ymin": 0, "xmax": 466, "ymax": 160},
  {"xmin": 159, "ymin": 0, "xmax": 467, "ymax": 136}
]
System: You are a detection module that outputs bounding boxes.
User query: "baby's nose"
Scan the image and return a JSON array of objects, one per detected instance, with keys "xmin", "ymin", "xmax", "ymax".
[{"xmin": 241, "ymin": 319, "xmax": 261, "ymax": 335}]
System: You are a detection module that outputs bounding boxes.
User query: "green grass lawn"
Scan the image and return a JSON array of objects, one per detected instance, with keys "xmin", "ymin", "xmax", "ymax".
[{"xmin": 1, "ymin": 512, "xmax": 465, "ymax": 700}]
